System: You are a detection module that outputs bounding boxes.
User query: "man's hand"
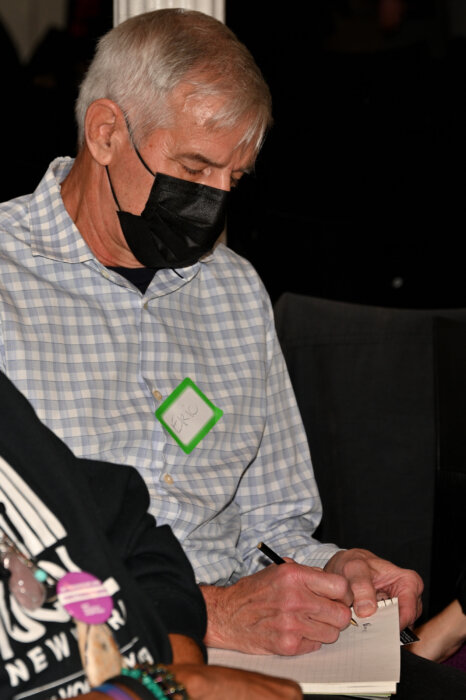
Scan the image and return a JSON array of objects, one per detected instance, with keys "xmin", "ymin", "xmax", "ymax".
[
  {"xmin": 170, "ymin": 663, "xmax": 302, "ymax": 700},
  {"xmin": 324, "ymin": 548, "xmax": 423, "ymax": 629},
  {"xmin": 202, "ymin": 561, "xmax": 353, "ymax": 655}
]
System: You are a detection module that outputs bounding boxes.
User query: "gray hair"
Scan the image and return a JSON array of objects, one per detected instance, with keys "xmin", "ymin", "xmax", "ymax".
[{"xmin": 76, "ymin": 8, "xmax": 272, "ymax": 153}]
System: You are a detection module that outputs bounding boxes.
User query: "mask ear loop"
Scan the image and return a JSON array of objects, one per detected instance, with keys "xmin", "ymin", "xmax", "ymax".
[
  {"xmin": 106, "ymin": 106, "xmax": 156, "ymax": 208},
  {"xmin": 107, "ymin": 111, "xmax": 156, "ymax": 209},
  {"xmin": 121, "ymin": 110, "xmax": 156, "ymax": 177},
  {"xmin": 133, "ymin": 146, "xmax": 156, "ymax": 177}
]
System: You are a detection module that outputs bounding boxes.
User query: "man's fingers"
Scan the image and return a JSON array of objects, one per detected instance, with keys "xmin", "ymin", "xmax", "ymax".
[
  {"xmin": 324, "ymin": 549, "xmax": 425, "ymax": 631},
  {"xmin": 298, "ymin": 565, "xmax": 353, "ymax": 607},
  {"xmin": 341, "ymin": 557, "xmax": 378, "ymax": 618},
  {"xmin": 396, "ymin": 571, "xmax": 424, "ymax": 628}
]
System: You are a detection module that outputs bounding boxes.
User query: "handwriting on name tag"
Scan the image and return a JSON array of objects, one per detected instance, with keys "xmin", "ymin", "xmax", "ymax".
[{"xmin": 169, "ymin": 401, "xmax": 200, "ymax": 435}]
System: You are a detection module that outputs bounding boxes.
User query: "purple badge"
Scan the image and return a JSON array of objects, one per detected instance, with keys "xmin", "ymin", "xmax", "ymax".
[{"xmin": 57, "ymin": 571, "xmax": 113, "ymax": 624}]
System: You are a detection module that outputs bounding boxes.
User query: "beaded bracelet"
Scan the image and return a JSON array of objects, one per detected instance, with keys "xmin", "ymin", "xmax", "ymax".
[
  {"xmin": 108, "ymin": 665, "xmax": 189, "ymax": 700},
  {"xmin": 123, "ymin": 665, "xmax": 189, "ymax": 700}
]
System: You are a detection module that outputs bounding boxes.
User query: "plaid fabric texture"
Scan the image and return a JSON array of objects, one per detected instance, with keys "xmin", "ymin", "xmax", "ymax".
[{"xmin": 0, "ymin": 158, "xmax": 339, "ymax": 584}]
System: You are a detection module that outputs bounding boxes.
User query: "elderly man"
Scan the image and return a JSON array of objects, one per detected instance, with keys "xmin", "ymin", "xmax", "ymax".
[{"xmin": 0, "ymin": 8, "xmax": 422, "ymax": 659}]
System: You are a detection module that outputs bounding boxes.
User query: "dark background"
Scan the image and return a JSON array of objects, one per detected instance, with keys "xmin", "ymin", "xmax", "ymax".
[{"xmin": 2, "ymin": 0, "xmax": 466, "ymax": 309}]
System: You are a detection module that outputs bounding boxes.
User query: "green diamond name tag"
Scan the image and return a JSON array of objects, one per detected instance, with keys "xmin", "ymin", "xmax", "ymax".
[{"xmin": 155, "ymin": 377, "xmax": 223, "ymax": 454}]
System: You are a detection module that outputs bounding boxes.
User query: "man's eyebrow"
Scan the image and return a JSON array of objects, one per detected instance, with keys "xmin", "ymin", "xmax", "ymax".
[{"xmin": 177, "ymin": 152, "xmax": 254, "ymax": 174}]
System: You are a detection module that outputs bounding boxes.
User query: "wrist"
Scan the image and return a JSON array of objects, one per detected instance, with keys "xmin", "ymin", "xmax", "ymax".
[
  {"xmin": 200, "ymin": 583, "xmax": 234, "ymax": 648},
  {"xmin": 93, "ymin": 665, "xmax": 189, "ymax": 700}
]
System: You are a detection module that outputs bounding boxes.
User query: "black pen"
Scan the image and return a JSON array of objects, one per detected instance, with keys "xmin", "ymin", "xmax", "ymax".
[
  {"xmin": 257, "ymin": 541, "xmax": 286, "ymax": 565},
  {"xmin": 257, "ymin": 541, "xmax": 358, "ymax": 626}
]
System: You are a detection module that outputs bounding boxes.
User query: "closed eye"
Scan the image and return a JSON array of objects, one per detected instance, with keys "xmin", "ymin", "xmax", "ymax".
[
  {"xmin": 182, "ymin": 164, "xmax": 204, "ymax": 176},
  {"xmin": 181, "ymin": 163, "xmax": 243, "ymax": 187}
]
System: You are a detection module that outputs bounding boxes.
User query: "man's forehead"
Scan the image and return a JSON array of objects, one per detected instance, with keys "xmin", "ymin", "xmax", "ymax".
[
  {"xmin": 169, "ymin": 83, "xmax": 258, "ymax": 154},
  {"xmin": 145, "ymin": 116, "xmax": 257, "ymax": 172}
]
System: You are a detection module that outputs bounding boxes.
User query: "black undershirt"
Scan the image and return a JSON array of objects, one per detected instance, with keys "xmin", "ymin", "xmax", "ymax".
[{"xmin": 108, "ymin": 266, "xmax": 158, "ymax": 294}]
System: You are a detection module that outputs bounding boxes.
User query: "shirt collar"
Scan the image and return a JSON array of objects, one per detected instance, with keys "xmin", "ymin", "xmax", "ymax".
[{"xmin": 29, "ymin": 157, "xmax": 98, "ymax": 264}]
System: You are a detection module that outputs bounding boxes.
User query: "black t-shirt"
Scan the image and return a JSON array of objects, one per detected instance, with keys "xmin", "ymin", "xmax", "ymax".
[
  {"xmin": 107, "ymin": 266, "xmax": 157, "ymax": 294},
  {"xmin": 0, "ymin": 372, "xmax": 206, "ymax": 699}
]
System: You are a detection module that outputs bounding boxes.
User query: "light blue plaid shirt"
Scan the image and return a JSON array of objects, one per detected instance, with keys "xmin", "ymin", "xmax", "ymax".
[{"xmin": 0, "ymin": 158, "xmax": 339, "ymax": 584}]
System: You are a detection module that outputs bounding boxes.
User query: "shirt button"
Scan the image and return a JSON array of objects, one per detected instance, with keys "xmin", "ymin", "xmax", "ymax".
[
  {"xmin": 152, "ymin": 389, "xmax": 163, "ymax": 401},
  {"xmin": 163, "ymin": 473, "xmax": 174, "ymax": 485},
  {"xmin": 143, "ymin": 301, "xmax": 149, "ymax": 310}
]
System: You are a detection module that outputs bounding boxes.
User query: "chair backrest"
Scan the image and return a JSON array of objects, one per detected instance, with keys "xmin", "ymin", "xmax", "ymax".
[
  {"xmin": 274, "ymin": 293, "xmax": 466, "ymax": 618},
  {"xmin": 431, "ymin": 317, "xmax": 466, "ymax": 615}
]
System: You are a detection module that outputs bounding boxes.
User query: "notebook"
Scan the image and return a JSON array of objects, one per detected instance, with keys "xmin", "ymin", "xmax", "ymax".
[{"xmin": 208, "ymin": 598, "xmax": 400, "ymax": 697}]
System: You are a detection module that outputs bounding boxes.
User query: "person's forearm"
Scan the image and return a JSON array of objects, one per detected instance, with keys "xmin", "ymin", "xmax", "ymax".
[
  {"xmin": 410, "ymin": 599, "xmax": 466, "ymax": 662},
  {"xmin": 169, "ymin": 633, "xmax": 205, "ymax": 664}
]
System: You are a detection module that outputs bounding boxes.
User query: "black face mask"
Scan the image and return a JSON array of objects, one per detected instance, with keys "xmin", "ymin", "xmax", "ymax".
[{"xmin": 107, "ymin": 147, "xmax": 229, "ymax": 269}]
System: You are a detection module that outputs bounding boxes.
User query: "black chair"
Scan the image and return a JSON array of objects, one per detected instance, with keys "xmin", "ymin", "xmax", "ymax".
[
  {"xmin": 274, "ymin": 293, "xmax": 466, "ymax": 619},
  {"xmin": 431, "ymin": 317, "xmax": 466, "ymax": 616}
]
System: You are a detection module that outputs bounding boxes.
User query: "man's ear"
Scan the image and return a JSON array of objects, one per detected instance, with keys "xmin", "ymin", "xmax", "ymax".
[{"xmin": 84, "ymin": 99, "xmax": 125, "ymax": 165}]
